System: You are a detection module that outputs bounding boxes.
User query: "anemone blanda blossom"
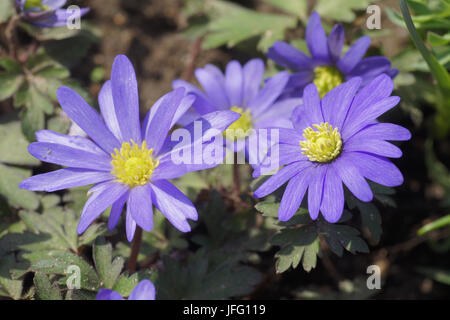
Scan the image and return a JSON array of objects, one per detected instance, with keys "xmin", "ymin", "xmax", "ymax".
[
  {"xmin": 96, "ymin": 280, "xmax": 155, "ymax": 300},
  {"xmin": 173, "ymin": 59, "xmax": 300, "ymax": 165},
  {"xmin": 19, "ymin": 55, "xmax": 239, "ymax": 241},
  {"xmin": 16, "ymin": 0, "xmax": 89, "ymax": 28},
  {"xmin": 267, "ymin": 11, "xmax": 398, "ymax": 99},
  {"xmin": 254, "ymin": 74, "xmax": 411, "ymax": 223}
]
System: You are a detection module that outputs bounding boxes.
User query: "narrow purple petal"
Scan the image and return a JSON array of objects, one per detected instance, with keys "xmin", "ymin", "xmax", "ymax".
[
  {"xmin": 307, "ymin": 165, "xmax": 327, "ymax": 220},
  {"xmin": 351, "ymin": 123, "xmax": 411, "ymax": 141},
  {"xmin": 98, "ymin": 80, "xmax": 123, "ymax": 141},
  {"xmin": 328, "ymin": 24, "xmax": 345, "ymax": 62},
  {"xmin": 150, "ymin": 180, "xmax": 197, "ymax": 231},
  {"xmin": 126, "ymin": 210, "xmax": 137, "ymax": 242},
  {"xmin": 28, "ymin": 142, "xmax": 112, "ymax": 171},
  {"xmin": 77, "ymin": 181, "xmax": 129, "ymax": 234},
  {"xmin": 333, "ymin": 154, "xmax": 373, "ymax": 202},
  {"xmin": 347, "ymin": 56, "xmax": 391, "ymax": 81},
  {"xmin": 35, "ymin": 130, "xmax": 106, "ymax": 156},
  {"xmin": 172, "ymin": 79, "xmax": 217, "ymax": 115},
  {"xmin": 19, "ymin": 168, "xmax": 113, "ymax": 192},
  {"xmin": 320, "ymin": 167, "xmax": 344, "ymax": 223},
  {"xmin": 108, "ymin": 193, "xmax": 128, "ymax": 230},
  {"xmin": 242, "ymin": 59, "xmax": 264, "ymax": 107},
  {"xmin": 267, "ymin": 41, "xmax": 314, "ymax": 71},
  {"xmin": 195, "ymin": 65, "xmax": 229, "ymax": 109},
  {"xmin": 347, "ymin": 152, "xmax": 404, "ymax": 187},
  {"xmin": 337, "ymin": 36, "xmax": 371, "ymax": 74},
  {"xmin": 145, "ymin": 88, "xmax": 186, "ymax": 155},
  {"xmin": 344, "ymin": 137, "xmax": 402, "ymax": 158},
  {"xmin": 31, "ymin": 8, "xmax": 89, "ymax": 28},
  {"xmin": 128, "ymin": 185, "xmax": 153, "ymax": 231},
  {"xmin": 254, "ymin": 161, "xmax": 312, "ymax": 198},
  {"xmin": 279, "ymin": 168, "xmax": 312, "ymax": 221},
  {"xmin": 111, "ymin": 55, "xmax": 141, "ymax": 143},
  {"xmin": 306, "ymin": 12, "xmax": 330, "ymax": 63},
  {"xmin": 322, "ymin": 77, "xmax": 361, "ymax": 129},
  {"xmin": 225, "ymin": 60, "xmax": 243, "ymax": 107},
  {"xmin": 248, "ymin": 71, "xmax": 289, "ymax": 117},
  {"xmin": 253, "ymin": 98, "xmax": 300, "ymax": 130},
  {"xmin": 292, "ymin": 84, "xmax": 323, "ymax": 133},
  {"xmin": 56, "ymin": 87, "xmax": 120, "ymax": 153}
]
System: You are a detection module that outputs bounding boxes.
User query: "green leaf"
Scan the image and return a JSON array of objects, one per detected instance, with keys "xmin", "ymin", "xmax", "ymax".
[
  {"xmin": 0, "ymin": 73, "xmax": 25, "ymax": 101},
  {"xmin": 318, "ymin": 222, "xmax": 369, "ymax": 257},
  {"xmin": 0, "ymin": 120, "xmax": 40, "ymax": 166},
  {"xmin": 93, "ymin": 237, "xmax": 124, "ymax": 289},
  {"xmin": 261, "ymin": 0, "xmax": 308, "ymax": 20},
  {"xmin": 0, "ymin": 253, "xmax": 24, "ymax": 299},
  {"xmin": 31, "ymin": 251, "xmax": 100, "ymax": 291},
  {"xmin": 357, "ymin": 202, "xmax": 382, "ymax": 243},
  {"xmin": 0, "ymin": 164, "xmax": 39, "ymax": 210},
  {"xmin": 0, "ymin": 57, "xmax": 23, "ymax": 73},
  {"xmin": 272, "ymin": 225, "xmax": 320, "ymax": 273},
  {"xmin": 428, "ymin": 31, "xmax": 450, "ymax": 46},
  {"xmin": 315, "ymin": 0, "xmax": 376, "ymax": 22},
  {"xmin": 20, "ymin": 103, "xmax": 45, "ymax": 141},
  {"xmin": 34, "ymin": 272, "xmax": 62, "ymax": 300}
]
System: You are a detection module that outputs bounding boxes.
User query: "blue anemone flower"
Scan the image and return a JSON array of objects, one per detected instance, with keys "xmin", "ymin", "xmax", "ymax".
[
  {"xmin": 16, "ymin": 0, "xmax": 89, "ymax": 28},
  {"xmin": 96, "ymin": 280, "xmax": 155, "ymax": 300},
  {"xmin": 254, "ymin": 74, "xmax": 410, "ymax": 223},
  {"xmin": 173, "ymin": 59, "xmax": 300, "ymax": 169},
  {"xmin": 267, "ymin": 12, "xmax": 398, "ymax": 98},
  {"xmin": 19, "ymin": 55, "xmax": 239, "ymax": 241}
]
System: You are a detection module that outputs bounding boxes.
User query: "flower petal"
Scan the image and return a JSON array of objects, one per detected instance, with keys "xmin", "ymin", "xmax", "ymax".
[
  {"xmin": 225, "ymin": 60, "xmax": 243, "ymax": 107},
  {"xmin": 254, "ymin": 161, "xmax": 312, "ymax": 198},
  {"xmin": 306, "ymin": 11, "xmax": 330, "ymax": 63},
  {"xmin": 96, "ymin": 289, "xmax": 123, "ymax": 300},
  {"xmin": 98, "ymin": 80, "xmax": 123, "ymax": 141},
  {"xmin": 292, "ymin": 84, "xmax": 323, "ymax": 132},
  {"xmin": 56, "ymin": 86, "xmax": 120, "ymax": 153},
  {"xmin": 77, "ymin": 181, "xmax": 129, "ymax": 234},
  {"xmin": 172, "ymin": 79, "xmax": 217, "ymax": 115},
  {"xmin": 248, "ymin": 71, "xmax": 289, "ymax": 117},
  {"xmin": 19, "ymin": 168, "xmax": 113, "ymax": 192},
  {"xmin": 127, "ymin": 184, "xmax": 153, "ymax": 231},
  {"xmin": 111, "ymin": 55, "xmax": 141, "ymax": 143},
  {"xmin": 344, "ymin": 137, "xmax": 403, "ymax": 158},
  {"xmin": 28, "ymin": 142, "xmax": 112, "ymax": 171},
  {"xmin": 126, "ymin": 209, "xmax": 137, "ymax": 242},
  {"xmin": 128, "ymin": 280, "xmax": 156, "ymax": 300},
  {"xmin": 328, "ymin": 24, "xmax": 345, "ymax": 63},
  {"xmin": 267, "ymin": 41, "xmax": 314, "ymax": 71},
  {"xmin": 145, "ymin": 88, "xmax": 186, "ymax": 156},
  {"xmin": 307, "ymin": 165, "xmax": 327, "ymax": 220},
  {"xmin": 150, "ymin": 180, "xmax": 197, "ymax": 232},
  {"xmin": 337, "ymin": 36, "xmax": 371, "ymax": 74},
  {"xmin": 35, "ymin": 130, "xmax": 106, "ymax": 156},
  {"xmin": 279, "ymin": 168, "xmax": 312, "ymax": 221},
  {"xmin": 333, "ymin": 154, "xmax": 373, "ymax": 202},
  {"xmin": 108, "ymin": 193, "xmax": 128, "ymax": 230},
  {"xmin": 242, "ymin": 59, "xmax": 264, "ymax": 107},
  {"xmin": 351, "ymin": 123, "xmax": 411, "ymax": 141},
  {"xmin": 320, "ymin": 167, "xmax": 344, "ymax": 223},
  {"xmin": 195, "ymin": 65, "xmax": 229, "ymax": 109}
]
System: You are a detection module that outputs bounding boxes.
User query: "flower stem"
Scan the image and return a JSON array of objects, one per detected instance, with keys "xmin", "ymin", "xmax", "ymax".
[{"xmin": 127, "ymin": 226, "xmax": 143, "ymax": 272}]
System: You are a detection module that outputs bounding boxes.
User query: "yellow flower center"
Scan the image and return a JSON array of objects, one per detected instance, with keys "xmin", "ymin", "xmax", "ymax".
[
  {"xmin": 313, "ymin": 66, "xmax": 344, "ymax": 98},
  {"xmin": 224, "ymin": 106, "xmax": 253, "ymax": 140},
  {"xmin": 300, "ymin": 122, "xmax": 342, "ymax": 163},
  {"xmin": 24, "ymin": 0, "xmax": 50, "ymax": 11},
  {"xmin": 110, "ymin": 140, "xmax": 159, "ymax": 188}
]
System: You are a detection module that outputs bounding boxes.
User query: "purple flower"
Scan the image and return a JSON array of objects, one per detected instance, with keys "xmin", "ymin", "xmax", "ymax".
[
  {"xmin": 267, "ymin": 12, "xmax": 398, "ymax": 98},
  {"xmin": 16, "ymin": 0, "xmax": 89, "ymax": 28},
  {"xmin": 173, "ymin": 59, "xmax": 300, "ymax": 167},
  {"xmin": 254, "ymin": 75, "xmax": 411, "ymax": 223},
  {"xmin": 96, "ymin": 280, "xmax": 155, "ymax": 300},
  {"xmin": 19, "ymin": 55, "xmax": 239, "ymax": 241}
]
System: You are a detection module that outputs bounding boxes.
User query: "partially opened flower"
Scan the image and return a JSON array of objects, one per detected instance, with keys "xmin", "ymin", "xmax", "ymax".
[
  {"xmin": 19, "ymin": 55, "xmax": 239, "ymax": 241},
  {"xmin": 254, "ymin": 75, "xmax": 411, "ymax": 223},
  {"xmin": 173, "ymin": 59, "xmax": 300, "ymax": 168},
  {"xmin": 267, "ymin": 11, "xmax": 397, "ymax": 98},
  {"xmin": 16, "ymin": 0, "xmax": 89, "ymax": 28},
  {"xmin": 96, "ymin": 280, "xmax": 155, "ymax": 300}
]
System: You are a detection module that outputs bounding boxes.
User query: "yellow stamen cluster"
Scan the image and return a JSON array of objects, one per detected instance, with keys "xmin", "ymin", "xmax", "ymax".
[
  {"xmin": 300, "ymin": 122, "xmax": 342, "ymax": 163},
  {"xmin": 111, "ymin": 140, "xmax": 159, "ymax": 188},
  {"xmin": 24, "ymin": 0, "xmax": 50, "ymax": 11},
  {"xmin": 224, "ymin": 106, "xmax": 253, "ymax": 140},
  {"xmin": 313, "ymin": 66, "xmax": 344, "ymax": 98}
]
